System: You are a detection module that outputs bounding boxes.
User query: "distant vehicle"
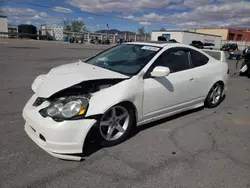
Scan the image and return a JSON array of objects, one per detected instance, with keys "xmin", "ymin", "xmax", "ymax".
[
  {"xmin": 69, "ymin": 36, "xmax": 83, "ymax": 44},
  {"xmin": 168, "ymin": 39, "xmax": 178, "ymax": 43},
  {"xmin": 236, "ymin": 46, "xmax": 250, "ymax": 77},
  {"xmin": 220, "ymin": 43, "xmax": 238, "ymax": 51},
  {"xmin": 23, "ymin": 41, "xmax": 229, "ymax": 160},
  {"xmin": 117, "ymin": 39, "xmax": 124, "ymax": 44},
  {"xmin": 158, "ymin": 37, "xmax": 178, "ymax": 43},
  {"xmin": 158, "ymin": 36, "xmax": 167, "ymax": 41},
  {"xmin": 227, "ymin": 44, "xmax": 241, "ymax": 60},
  {"xmin": 203, "ymin": 43, "xmax": 215, "ymax": 50},
  {"xmin": 190, "ymin": 40, "xmax": 204, "ymax": 49},
  {"xmin": 90, "ymin": 37, "xmax": 101, "ymax": 44},
  {"xmin": 101, "ymin": 39, "xmax": 110, "ymax": 45}
]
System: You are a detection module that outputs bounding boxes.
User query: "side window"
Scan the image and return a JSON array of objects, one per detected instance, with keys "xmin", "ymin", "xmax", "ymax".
[
  {"xmin": 190, "ymin": 49, "xmax": 209, "ymax": 67},
  {"xmin": 152, "ymin": 48, "xmax": 191, "ymax": 73}
]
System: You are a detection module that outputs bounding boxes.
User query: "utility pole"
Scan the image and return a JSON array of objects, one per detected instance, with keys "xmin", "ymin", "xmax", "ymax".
[{"xmin": 233, "ymin": 11, "xmax": 236, "ymax": 28}]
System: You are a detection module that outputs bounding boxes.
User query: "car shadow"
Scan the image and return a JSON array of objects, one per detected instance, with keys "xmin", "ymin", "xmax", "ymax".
[
  {"xmin": 155, "ymin": 77, "xmax": 174, "ymax": 92},
  {"xmin": 81, "ymin": 95, "xmax": 226, "ymax": 158},
  {"xmin": 131, "ymin": 106, "xmax": 204, "ymax": 137}
]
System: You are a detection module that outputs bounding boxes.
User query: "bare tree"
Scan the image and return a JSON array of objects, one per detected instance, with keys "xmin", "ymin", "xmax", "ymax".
[
  {"xmin": 63, "ymin": 20, "xmax": 87, "ymax": 32},
  {"xmin": 138, "ymin": 27, "xmax": 145, "ymax": 35},
  {"xmin": 63, "ymin": 20, "xmax": 71, "ymax": 31}
]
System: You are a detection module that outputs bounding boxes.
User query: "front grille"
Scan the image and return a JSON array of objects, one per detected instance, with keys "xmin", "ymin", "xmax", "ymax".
[{"xmin": 33, "ymin": 97, "xmax": 46, "ymax": 107}]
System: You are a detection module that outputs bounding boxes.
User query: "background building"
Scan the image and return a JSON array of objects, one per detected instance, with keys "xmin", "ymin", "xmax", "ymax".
[
  {"xmin": 196, "ymin": 28, "xmax": 250, "ymax": 41},
  {"xmin": 18, "ymin": 24, "xmax": 37, "ymax": 39},
  {"xmin": 0, "ymin": 15, "xmax": 8, "ymax": 38},
  {"xmin": 151, "ymin": 30, "xmax": 222, "ymax": 49},
  {"xmin": 8, "ymin": 25, "xmax": 18, "ymax": 38},
  {"xmin": 48, "ymin": 26, "xmax": 64, "ymax": 41}
]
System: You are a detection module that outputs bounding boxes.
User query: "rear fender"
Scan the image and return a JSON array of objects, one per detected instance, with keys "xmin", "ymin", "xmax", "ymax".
[{"xmin": 207, "ymin": 74, "xmax": 228, "ymax": 95}]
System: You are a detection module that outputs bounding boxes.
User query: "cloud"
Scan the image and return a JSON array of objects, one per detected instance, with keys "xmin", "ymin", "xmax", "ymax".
[
  {"xmin": 52, "ymin": 6, "xmax": 73, "ymax": 13},
  {"xmin": 1, "ymin": 7, "xmax": 63, "ymax": 26},
  {"xmin": 67, "ymin": 0, "xmax": 182, "ymax": 12},
  {"xmin": 165, "ymin": 1, "xmax": 250, "ymax": 28},
  {"xmin": 123, "ymin": 13, "xmax": 164, "ymax": 24},
  {"xmin": 140, "ymin": 21, "xmax": 152, "ymax": 25},
  {"xmin": 120, "ymin": 1, "xmax": 250, "ymax": 29},
  {"xmin": 1, "ymin": 7, "xmax": 48, "ymax": 18},
  {"xmin": 166, "ymin": 4, "xmax": 188, "ymax": 10},
  {"xmin": 66, "ymin": 0, "xmax": 240, "ymax": 13},
  {"xmin": 183, "ymin": 0, "xmax": 213, "ymax": 8},
  {"xmin": 2, "ymin": 0, "xmax": 250, "ymax": 30}
]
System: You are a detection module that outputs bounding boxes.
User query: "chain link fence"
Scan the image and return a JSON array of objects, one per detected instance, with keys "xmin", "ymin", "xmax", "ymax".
[
  {"xmin": 221, "ymin": 40, "xmax": 250, "ymax": 51},
  {"xmin": 0, "ymin": 30, "xmax": 151, "ymax": 44}
]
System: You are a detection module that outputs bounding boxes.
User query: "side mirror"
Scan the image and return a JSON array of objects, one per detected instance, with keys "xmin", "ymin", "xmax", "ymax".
[{"xmin": 150, "ymin": 66, "xmax": 170, "ymax": 77}]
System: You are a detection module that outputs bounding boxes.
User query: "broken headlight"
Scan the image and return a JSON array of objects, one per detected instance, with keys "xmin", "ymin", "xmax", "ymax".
[{"xmin": 39, "ymin": 96, "xmax": 88, "ymax": 120}]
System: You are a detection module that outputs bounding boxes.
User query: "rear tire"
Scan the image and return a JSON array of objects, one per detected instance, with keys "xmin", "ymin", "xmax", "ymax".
[
  {"xmin": 99, "ymin": 104, "xmax": 135, "ymax": 147},
  {"xmin": 205, "ymin": 82, "xmax": 223, "ymax": 108}
]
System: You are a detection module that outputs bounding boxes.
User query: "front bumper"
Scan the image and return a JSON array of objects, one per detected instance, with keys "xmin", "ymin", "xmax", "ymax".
[{"xmin": 23, "ymin": 94, "xmax": 97, "ymax": 161}]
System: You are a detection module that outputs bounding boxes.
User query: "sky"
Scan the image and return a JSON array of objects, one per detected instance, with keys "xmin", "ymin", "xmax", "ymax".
[{"xmin": 1, "ymin": 0, "xmax": 250, "ymax": 32}]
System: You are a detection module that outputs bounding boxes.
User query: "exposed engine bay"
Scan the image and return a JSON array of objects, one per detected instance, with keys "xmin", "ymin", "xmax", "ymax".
[
  {"xmin": 33, "ymin": 78, "xmax": 126, "ymax": 107},
  {"xmin": 49, "ymin": 78, "xmax": 126, "ymax": 99}
]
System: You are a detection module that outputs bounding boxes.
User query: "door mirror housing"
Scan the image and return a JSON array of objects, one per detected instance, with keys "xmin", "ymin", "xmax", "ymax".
[{"xmin": 150, "ymin": 66, "xmax": 170, "ymax": 77}]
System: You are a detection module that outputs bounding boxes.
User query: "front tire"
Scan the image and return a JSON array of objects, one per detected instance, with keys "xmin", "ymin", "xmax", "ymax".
[
  {"xmin": 205, "ymin": 82, "xmax": 223, "ymax": 108},
  {"xmin": 99, "ymin": 104, "xmax": 135, "ymax": 147}
]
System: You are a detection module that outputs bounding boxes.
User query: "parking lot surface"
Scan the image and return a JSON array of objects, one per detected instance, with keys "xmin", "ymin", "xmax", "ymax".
[{"xmin": 1, "ymin": 39, "xmax": 250, "ymax": 188}]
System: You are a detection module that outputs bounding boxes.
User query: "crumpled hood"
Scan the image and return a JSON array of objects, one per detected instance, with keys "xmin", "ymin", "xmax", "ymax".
[{"xmin": 34, "ymin": 61, "xmax": 129, "ymax": 98}]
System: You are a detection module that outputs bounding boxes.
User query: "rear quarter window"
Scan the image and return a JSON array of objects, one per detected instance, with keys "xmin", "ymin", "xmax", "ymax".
[{"xmin": 190, "ymin": 49, "xmax": 209, "ymax": 67}]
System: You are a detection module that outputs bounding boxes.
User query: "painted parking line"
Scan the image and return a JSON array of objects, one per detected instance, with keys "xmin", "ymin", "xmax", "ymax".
[{"xmin": 232, "ymin": 119, "xmax": 250, "ymax": 125}]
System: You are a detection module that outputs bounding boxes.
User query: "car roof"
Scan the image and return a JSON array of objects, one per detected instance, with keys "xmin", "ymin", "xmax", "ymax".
[{"xmin": 123, "ymin": 41, "xmax": 193, "ymax": 48}]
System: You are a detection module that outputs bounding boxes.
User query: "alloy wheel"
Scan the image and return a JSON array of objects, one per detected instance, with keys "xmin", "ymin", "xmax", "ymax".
[
  {"xmin": 210, "ymin": 83, "xmax": 222, "ymax": 105},
  {"xmin": 99, "ymin": 106, "xmax": 130, "ymax": 141}
]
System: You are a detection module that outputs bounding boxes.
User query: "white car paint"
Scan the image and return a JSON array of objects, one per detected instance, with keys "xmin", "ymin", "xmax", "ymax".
[
  {"xmin": 23, "ymin": 42, "xmax": 229, "ymax": 161},
  {"xmin": 32, "ymin": 61, "xmax": 128, "ymax": 98}
]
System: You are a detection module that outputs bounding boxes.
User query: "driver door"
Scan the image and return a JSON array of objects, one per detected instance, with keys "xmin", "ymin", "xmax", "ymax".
[{"xmin": 142, "ymin": 47, "xmax": 198, "ymax": 122}]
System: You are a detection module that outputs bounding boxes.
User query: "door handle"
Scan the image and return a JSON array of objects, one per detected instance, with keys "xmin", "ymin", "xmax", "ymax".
[{"xmin": 189, "ymin": 78, "xmax": 194, "ymax": 81}]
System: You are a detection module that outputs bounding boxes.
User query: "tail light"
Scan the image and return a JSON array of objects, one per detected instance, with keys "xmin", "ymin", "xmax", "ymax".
[{"xmin": 227, "ymin": 68, "xmax": 230, "ymax": 74}]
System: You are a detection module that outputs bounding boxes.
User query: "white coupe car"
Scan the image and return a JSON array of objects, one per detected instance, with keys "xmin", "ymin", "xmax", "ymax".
[{"xmin": 23, "ymin": 42, "xmax": 229, "ymax": 161}]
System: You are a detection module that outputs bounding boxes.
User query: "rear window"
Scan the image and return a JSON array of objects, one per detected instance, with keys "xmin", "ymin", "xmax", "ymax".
[{"xmin": 202, "ymin": 50, "xmax": 221, "ymax": 61}]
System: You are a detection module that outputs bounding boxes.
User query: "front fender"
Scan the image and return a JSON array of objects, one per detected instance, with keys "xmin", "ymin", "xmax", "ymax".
[{"xmin": 85, "ymin": 75, "xmax": 144, "ymax": 121}]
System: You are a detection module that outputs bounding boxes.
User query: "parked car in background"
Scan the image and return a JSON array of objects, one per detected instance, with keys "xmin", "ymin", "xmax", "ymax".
[
  {"xmin": 190, "ymin": 40, "xmax": 204, "ymax": 49},
  {"xmin": 203, "ymin": 43, "xmax": 215, "ymax": 50},
  {"xmin": 220, "ymin": 43, "xmax": 238, "ymax": 51},
  {"xmin": 227, "ymin": 44, "xmax": 241, "ymax": 60},
  {"xmin": 22, "ymin": 41, "xmax": 229, "ymax": 161}
]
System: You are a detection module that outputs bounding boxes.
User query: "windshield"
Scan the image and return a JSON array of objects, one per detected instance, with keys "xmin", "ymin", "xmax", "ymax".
[{"xmin": 85, "ymin": 44, "xmax": 161, "ymax": 76}]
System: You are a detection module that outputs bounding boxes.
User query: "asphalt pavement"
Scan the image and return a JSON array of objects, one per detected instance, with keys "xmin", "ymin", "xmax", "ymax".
[{"xmin": 1, "ymin": 39, "xmax": 250, "ymax": 188}]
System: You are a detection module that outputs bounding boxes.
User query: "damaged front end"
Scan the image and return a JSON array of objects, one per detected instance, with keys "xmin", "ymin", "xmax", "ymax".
[
  {"xmin": 32, "ymin": 78, "xmax": 126, "ymax": 122},
  {"xmin": 23, "ymin": 77, "xmax": 128, "ymax": 161}
]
